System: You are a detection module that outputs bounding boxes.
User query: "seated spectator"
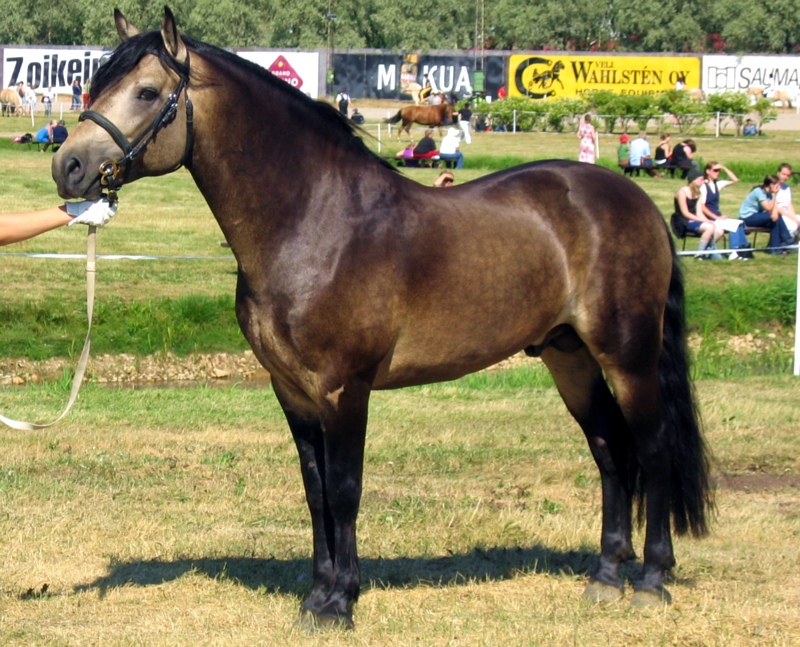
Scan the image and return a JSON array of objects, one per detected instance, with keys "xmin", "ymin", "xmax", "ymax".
[
  {"xmin": 35, "ymin": 120, "xmax": 58, "ymax": 152},
  {"xmin": 617, "ymin": 134, "xmax": 631, "ymax": 174},
  {"xmin": 438, "ymin": 128, "xmax": 464, "ymax": 169},
  {"xmin": 738, "ymin": 174, "xmax": 794, "ymax": 255},
  {"xmin": 775, "ymin": 163, "xmax": 799, "ymax": 240},
  {"xmin": 654, "ymin": 134, "xmax": 672, "ymax": 169},
  {"xmin": 629, "ymin": 132, "xmax": 661, "ymax": 178},
  {"xmin": 395, "ymin": 141, "xmax": 416, "ymax": 160},
  {"xmin": 433, "ymin": 171, "xmax": 455, "ymax": 188},
  {"xmin": 700, "ymin": 162, "xmax": 749, "ymax": 256},
  {"xmin": 670, "ymin": 139, "xmax": 698, "ymax": 179},
  {"xmin": 671, "ymin": 169, "xmax": 725, "ymax": 259},
  {"xmin": 413, "ymin": 129, "xmax": 437, "ymax": 157},
  {"xmin": 51, "ymin": 120, "xmax": 68, "ymax": 148},
  {"xmin": 743, "ymin": 119, "xmax": 758, "ymax": 136},
  {"xmin": 350, "ymin": 108, "xmax": 365, "ymax": 125}
]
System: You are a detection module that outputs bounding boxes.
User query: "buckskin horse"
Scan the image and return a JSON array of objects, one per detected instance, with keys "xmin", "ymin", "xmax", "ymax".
[
  {"xmin": 1, "ymin": 87, "xmax": 21, "ymax": 116},
  {"xmin": 53, "ymin": 7, "xmax": 713, "ymax": 630},
  {"xmin": 384, "ymin": 102, "xmax": 454, "ymax": 138}
]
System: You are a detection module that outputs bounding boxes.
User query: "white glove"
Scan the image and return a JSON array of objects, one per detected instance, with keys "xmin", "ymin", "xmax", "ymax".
[{"xmin": 66, "ymin": 197, "xmax": 117, "ymax": 227}]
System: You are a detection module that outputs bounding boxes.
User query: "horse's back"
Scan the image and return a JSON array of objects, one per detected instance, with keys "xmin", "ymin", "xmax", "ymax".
[{"xmin": 373, "ymin": 161, "xmax": 673, "ymax": 386}]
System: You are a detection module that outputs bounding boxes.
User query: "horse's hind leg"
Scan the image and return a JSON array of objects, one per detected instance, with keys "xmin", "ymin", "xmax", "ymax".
[{"xmin": 540, "ymin": 340, "xmax": 636, "ymax": 601}]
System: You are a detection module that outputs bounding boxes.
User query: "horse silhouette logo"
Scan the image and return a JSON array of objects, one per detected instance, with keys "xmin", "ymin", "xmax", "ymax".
[{"xmin": 514, "ymin": 57, "xmax": 566, "ymax": 99}]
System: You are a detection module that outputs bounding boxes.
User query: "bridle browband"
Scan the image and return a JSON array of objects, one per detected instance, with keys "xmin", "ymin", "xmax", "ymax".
[{"xmin": 79, "ymin": 58, "xmax": 194, "ymax": 197}]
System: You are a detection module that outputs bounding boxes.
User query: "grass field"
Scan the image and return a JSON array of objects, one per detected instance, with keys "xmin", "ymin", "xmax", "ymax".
[
  {"xmin": 1, "ymin": 375, "xmax": 799, "ymax": 644},
  {"xmin": 0, "ymin": 110, "xmax": 799, "ymax": 644}
]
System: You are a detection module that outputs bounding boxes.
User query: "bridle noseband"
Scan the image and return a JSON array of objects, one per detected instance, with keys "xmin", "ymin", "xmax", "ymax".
[{"xmin": 79, "ymin": 67, "xmax": 194, "ymax": 198}]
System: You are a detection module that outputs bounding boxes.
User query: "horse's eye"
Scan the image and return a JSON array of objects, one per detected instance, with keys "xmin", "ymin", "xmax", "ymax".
[{"xmin": 137, "ymin": 88, "xmax": 159, "ymax": 102}]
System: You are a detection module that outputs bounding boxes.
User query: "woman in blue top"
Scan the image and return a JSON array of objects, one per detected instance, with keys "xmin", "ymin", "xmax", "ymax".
[{"xmin": 739, "ymin": 175, "xmax": 794, "ymax": 254}]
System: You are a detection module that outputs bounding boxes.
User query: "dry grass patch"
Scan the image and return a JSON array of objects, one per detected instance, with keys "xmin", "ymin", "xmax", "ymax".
[{"xmin": 1, "ymin": 377, "xmax": 799, "ymax": 644}]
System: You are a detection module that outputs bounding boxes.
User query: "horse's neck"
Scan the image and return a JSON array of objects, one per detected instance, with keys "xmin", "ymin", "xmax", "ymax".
[{"xmin": 186, "ymin": 57, "xmax": 381, "ymax": 263}]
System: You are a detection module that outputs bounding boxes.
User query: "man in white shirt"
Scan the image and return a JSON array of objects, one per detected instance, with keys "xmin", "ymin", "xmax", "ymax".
[
  {"xmin": 628, "ymin": 133, "xmax": 659, "ymax": 178},
  {"xmin": 775, "ymin": 163, "xmax": 798, "ymax": 237}
]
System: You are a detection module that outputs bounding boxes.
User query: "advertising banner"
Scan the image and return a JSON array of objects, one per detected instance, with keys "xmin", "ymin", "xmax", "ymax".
[
  {"xmin": 2, "ymin": 47, "xmax": 109, "ymax": 93},
  {"xmin": 235, "ymin": 51, "xmax": 320, "ymax": 98},
  {"xmin": 508, "ymin": 54, "xmax": 701, "ymax": 99},
  {"xmin": 332, "ymin": 53, "xmax": 505, "ymax": 101},
  {"xmin": 702, "ymin": 55, "xmax": 800, "ymax": 97}
]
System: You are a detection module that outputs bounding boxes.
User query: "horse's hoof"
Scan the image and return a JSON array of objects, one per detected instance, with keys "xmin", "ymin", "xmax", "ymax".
[
  {"xmin": 630, "ymin": 586, "xmax": 672, "ymax": 608},
  {"xmin": 297, "ymin": 608, "xmax": 355, "ymax": 632},
  {"xmin": 582, "ymin": 580, "xmax": 624, "ymax": 603}
]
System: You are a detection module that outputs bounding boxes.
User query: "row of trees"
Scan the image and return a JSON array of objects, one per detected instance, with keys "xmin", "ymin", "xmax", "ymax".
[
  {"xmin": 469, "ymin": 91, "xmax": 779, "ymax": 134},
  {"xmin": 2, "ymin": 0, "xmax": 799, "ymax": 54}
]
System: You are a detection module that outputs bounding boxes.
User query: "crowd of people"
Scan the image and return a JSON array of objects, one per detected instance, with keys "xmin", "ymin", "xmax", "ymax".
[{"xmin": 670, "ymin": 161, "xmax": 797, "ymax": 259}]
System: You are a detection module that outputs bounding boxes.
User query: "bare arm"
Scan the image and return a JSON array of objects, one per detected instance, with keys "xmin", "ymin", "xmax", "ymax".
[
  {"xmin": 0, "ymin": 206, "xmax": 72, "ymax": 246},
  {"xmin": 719, "ymin": 164, "xmax": 738, "ymax": 183}
]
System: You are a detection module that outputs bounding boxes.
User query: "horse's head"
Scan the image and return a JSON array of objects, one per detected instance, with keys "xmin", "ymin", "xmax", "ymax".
[{"xmin": 53, "ymin": 7, "xmax": 193, "ymax": 199}]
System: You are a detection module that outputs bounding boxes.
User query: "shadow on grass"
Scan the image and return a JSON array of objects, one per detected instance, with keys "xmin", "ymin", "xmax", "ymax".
[{"xmin": 74, "ymin": 544, "xmax": 647, "ymax": 599}]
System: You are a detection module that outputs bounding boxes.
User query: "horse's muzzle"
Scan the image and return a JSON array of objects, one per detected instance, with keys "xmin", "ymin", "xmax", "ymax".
[{"xmin": 52, "ymin": 150, "xmax": 103, "ymax": 200}]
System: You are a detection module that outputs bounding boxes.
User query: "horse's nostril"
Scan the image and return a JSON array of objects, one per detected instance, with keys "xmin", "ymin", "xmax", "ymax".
[{"xmin": 65, "ymin": 156, "xmax": 85, "ymax": 184}]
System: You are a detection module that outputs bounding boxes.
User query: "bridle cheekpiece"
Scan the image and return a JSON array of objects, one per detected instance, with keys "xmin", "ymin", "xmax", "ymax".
[{"xmin": 79, "ymin": 58, "xmax": 194, "ymax": 201}]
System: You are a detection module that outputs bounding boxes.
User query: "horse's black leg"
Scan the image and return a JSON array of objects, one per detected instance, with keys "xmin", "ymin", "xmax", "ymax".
[
  {"xmin": 604, "ymin": 365, "xmax": 676, "ymax": 606},
  {"xmin": 273, "ymin": 377, "xmax": 369, "ymax": 630},
  {"xmin": 540, "ymin": 343, "xmax": 636, "ymax": 601}
]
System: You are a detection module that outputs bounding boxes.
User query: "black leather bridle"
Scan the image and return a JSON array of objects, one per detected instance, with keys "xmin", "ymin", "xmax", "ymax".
[{"xmin": 79, "ymin": 68, "xmax": 194, "ymax": 197}]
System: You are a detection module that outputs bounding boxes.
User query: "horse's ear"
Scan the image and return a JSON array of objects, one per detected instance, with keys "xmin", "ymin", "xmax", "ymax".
[
  {"xmin": 160, "ymin": 6, "xmax": 188, "ymax": 67},
  {"xmin": 114, "ymin": 8, "xmax": 140, "ymax": 42}
]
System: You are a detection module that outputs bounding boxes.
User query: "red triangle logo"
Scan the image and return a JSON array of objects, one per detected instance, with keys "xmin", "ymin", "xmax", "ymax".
[{"xmin": 268, "ymin": 55, "xmax": 304, "ymax": 90}]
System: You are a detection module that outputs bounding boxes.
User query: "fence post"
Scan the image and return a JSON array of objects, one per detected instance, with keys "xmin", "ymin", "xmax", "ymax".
[
  {"xmin": 715, "ymin": 111, "xmax": 721, "ymax": 137},
  {"xmin": 794, "ymin": 247, "xmax": 800, "ymax": 375},
  {"xmin": 513, "ymin": 109, "xmax": 517, "ymax": 133}
]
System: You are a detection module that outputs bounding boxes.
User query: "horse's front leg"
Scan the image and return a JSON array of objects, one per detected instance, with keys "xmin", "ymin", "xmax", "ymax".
[{"xmin": 273, "ymin": 377, "xmax": 370, "ymax": 630}]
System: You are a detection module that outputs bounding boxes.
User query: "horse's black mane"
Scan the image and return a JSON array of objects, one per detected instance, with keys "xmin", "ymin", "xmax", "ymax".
[{"xmin": 90, "ymin": 30, "xmax": 394, "ymax": 170}]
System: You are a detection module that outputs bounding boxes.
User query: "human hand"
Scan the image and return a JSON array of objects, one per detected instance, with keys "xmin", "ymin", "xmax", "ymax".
[{"xmin": 66, "ymin": 197, "xmax": 117, "ymax": 227}]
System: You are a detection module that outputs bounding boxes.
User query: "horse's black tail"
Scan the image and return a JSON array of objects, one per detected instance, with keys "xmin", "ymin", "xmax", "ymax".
[
  {"xmin": 656, "ymin": 252, "xmax": 714, "ymax": 537},
  {"xmin": 384, "ymin": 111, "xmax": 402, "ymax": 125}
]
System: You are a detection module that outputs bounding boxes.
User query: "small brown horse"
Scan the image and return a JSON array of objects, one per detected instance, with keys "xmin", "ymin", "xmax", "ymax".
[
  {"xmin": 53, "ymin": 8, "xmax": 712, "ymax": 630},
  {"xmin": 1, "ymin": 87, "xmax": 21, "ymax": 116},
  {"xmin": 385, "ymin": 102, "xmax": 454, "ymax": 137}
]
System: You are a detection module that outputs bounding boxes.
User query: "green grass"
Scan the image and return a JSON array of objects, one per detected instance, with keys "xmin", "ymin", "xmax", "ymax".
[{"xmin": 1, "ymin": 119, "xmax": 798, "ymax": 378}]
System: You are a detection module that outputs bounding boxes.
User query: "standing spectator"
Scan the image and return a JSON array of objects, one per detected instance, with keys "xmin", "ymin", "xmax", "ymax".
[
  {"xmin": 335, "ymin": 88, "xmax": 351, "ymax": 117},
  {"xmin": 438, "ymin": 128, "xmax": 464, "ymax": 169},
  {"xmin": 43, "ymin": 86, "xmax": 54, "ymax": 117},
  {"xmin": 617, "ymin": 134, "xmax": 631, "ymax": 174},
  {"xmin": 25, "ymin": 84, "xmax": 37, "ymax": 115},
  {"xmin": 457, "ymin": 102, "xmax": 472, "ymax": 144},
  {"xmin": 82, "ymin": 80, "xmax": 91, "ymax": 110},
  {"xmin": 576, "ymin": 114, "xmax": 597, "ymax": 164},
  {"xmin": 71, "ymin": 79, "xmax": 82, "ymax": 111},
  {"xmin": 738, "ymin": 175, "xmax": 794, "ymax": 254},
  {"xmin": 17, "ymin": 82, "xmax": 28, "ymax": 115},
  {"xmin": 775, "ymin": 163, "xmax": 798, "ymax": 239}
]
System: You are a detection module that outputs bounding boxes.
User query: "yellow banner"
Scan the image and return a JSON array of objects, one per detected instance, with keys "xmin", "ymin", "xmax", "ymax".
[{"xmin": 509, "ymin": 54, "xmax": 701, "ymax": 99}]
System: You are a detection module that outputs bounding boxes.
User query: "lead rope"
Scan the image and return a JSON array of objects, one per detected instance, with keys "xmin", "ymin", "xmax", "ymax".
[{"xmin": 0, "ymin": 225, "xmax": 97, "ymax": 430}]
